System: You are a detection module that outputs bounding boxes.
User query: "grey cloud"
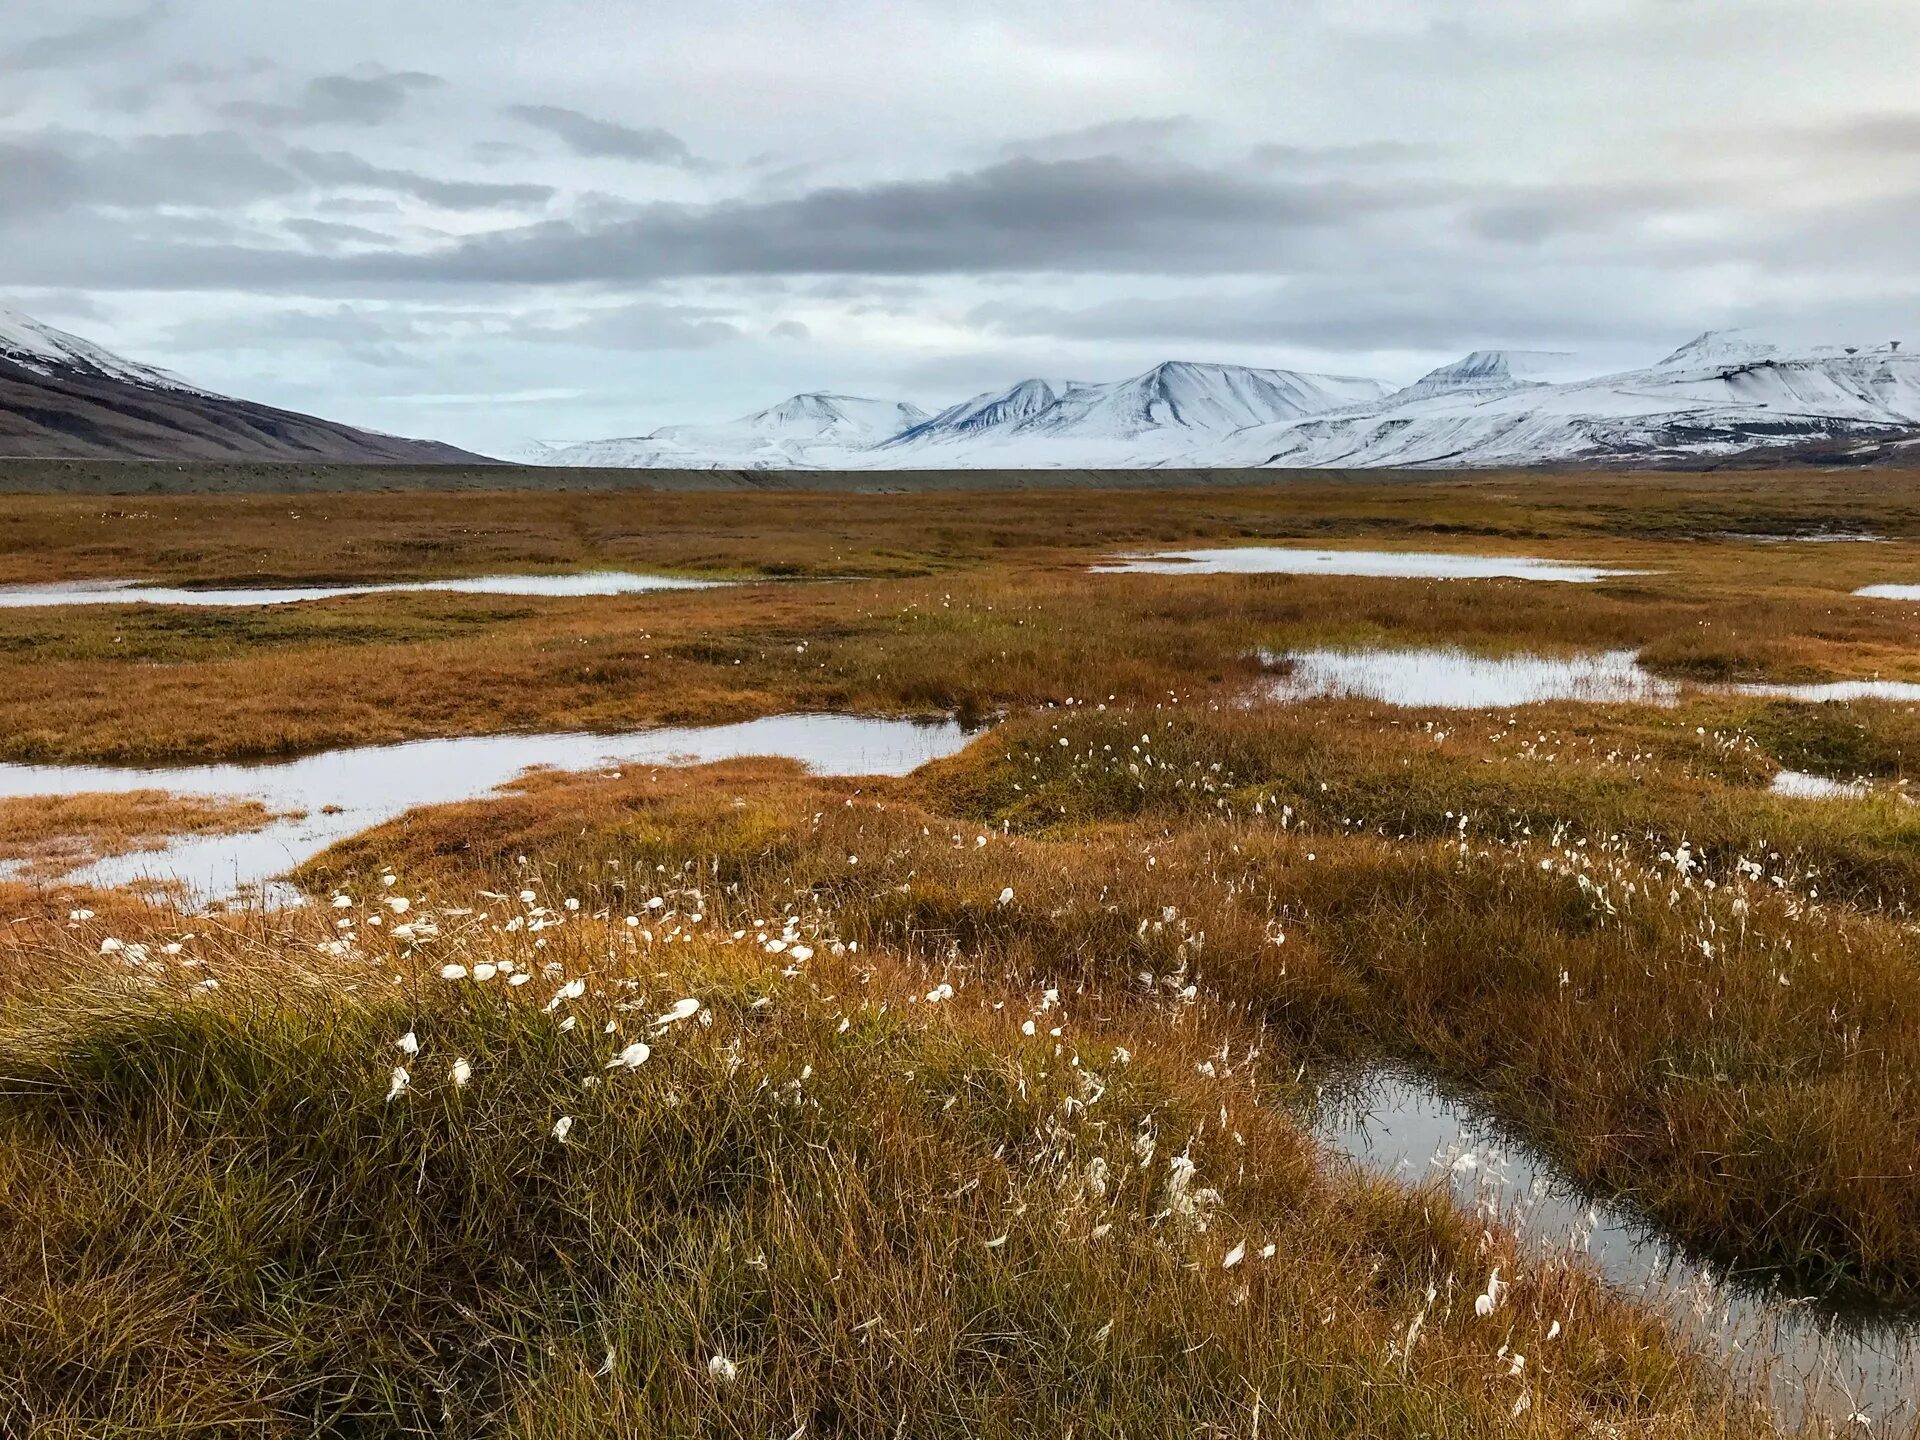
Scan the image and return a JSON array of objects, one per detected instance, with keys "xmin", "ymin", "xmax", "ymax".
[
  {"xmin": 321, "ymin": 156, "xmax": 1444, "ymax": 285},
  {"xmin": 995, "ymin": 116, "xmax": 1200, "ymax": 162},
  {"xmin": 282, "ymin": 217, "xmax": 399, "ymax": 248},
  {"xmin": 0, "ymin": 129, "xmax": 294, "ymax": 214},
  {"xmin": 968, "ymin": 272, "xmax": 1717, "ymax": 354},
  {"xmin": 0, "ymin": 128, "xmax": 552, "ymax": 219},
  {"xmin": 769, "ymin": 319, "xmax": 812, "ymax": 340},
  {"xmin": 3, "ymin": 2, "xmax": 168, "ymax": 73},
  {"xmin": 1463, "ymin": 181, "xmax": 1731, "ymax": 245},
  {"xmin": 284, "ymin": 148, "xmax": 553, "ymax": 209},
  {"xmin": 1249, "ymin": 141, "xmax": 1434, "ymax": 168},
  {"xmin": 544, "ymin": 301, "xmax": 741, "ymax": 349},
  {"xmin": 1820, "ymin": 115, "xmax": 1920, "ymax": 156},
  {"xmin": 221, "ymin": 69, "xmax": 444, "ymax": 129},
  {"xmin": 504, "ymin": 104, "xmax": 703, "ymax": 167}
]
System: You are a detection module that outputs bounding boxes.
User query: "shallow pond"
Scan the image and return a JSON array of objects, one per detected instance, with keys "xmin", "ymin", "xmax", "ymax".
[
  {"xmin": 1771, "ymin": 770, "xmax": 1876, "ymax": 800},
  {"xmin": 1266, "ymin": 647, "xmax": 1677, "ymax": 707},
  {"xmin": 1316, "ymin": 1069, "xmax": 1918, "ymax": 1426},
  {"xmin": 0, "ymin": 572, "xmax": 726, "ymax": 608},
  {"xmin": 0, "ymin": 714, "xmax": 971, "ymax": 901},
  {"xmin": 1264, "ymin": 646, "xmax": 1920, "ymax": 710},
  {"xmin": 1094, "ymin": 547, "xmax": 1643, "ymax": 583},
  {"xmin": 1856, "ymin": 585, "xmax": 1920, "ymax": 602}
]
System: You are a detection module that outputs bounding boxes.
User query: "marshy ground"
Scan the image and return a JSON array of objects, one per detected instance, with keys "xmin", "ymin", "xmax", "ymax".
[{"xmin": 3, "ymin": 469, "xmax": 1919, "ymax": 1434}]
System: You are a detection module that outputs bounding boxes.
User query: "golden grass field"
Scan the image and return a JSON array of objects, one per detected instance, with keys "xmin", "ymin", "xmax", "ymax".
[{"xmin": 3, "ymin": 469, "xmax": 1919, "ymax": 1435}]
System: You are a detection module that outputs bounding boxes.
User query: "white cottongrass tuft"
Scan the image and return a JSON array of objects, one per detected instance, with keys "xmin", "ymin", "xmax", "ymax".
[
  {"xmin": 606, "ymin": 1040, "xmax": 652, "ymax": 1070},
  {"xmin": 654, "ymin": 997, "xmax": 701, "ymax": 1026},
  {"xmin": 395, "ymin": 1031, "xmax": 419, "ymax": 1056},
  {"xmin": 386, "ymin": 1067, "xmax": 410, "ymax": 1102},
  {"xmin": 551, "ymin": 1115, "xmax": 574, "ymax": 1143},
  {"xmin": 997, "ymin": 887, "xmax": 1015, "ymax": 906},
  {"xmin": 450, "ymin": 1057, "xmax": 472, "ymax": 1088},
  {"xmin": 1474, "ymin": 1266, "xmax": 1506, "ymax": 1318},
  {"xmin": 706, "ymin": 1354, "xmax": 738, "ymax": 1384}
]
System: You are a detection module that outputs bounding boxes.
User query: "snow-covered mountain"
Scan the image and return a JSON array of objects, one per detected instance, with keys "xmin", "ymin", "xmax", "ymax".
[
  {"xmin": 1205, "ymin": 334, "xmax": 1920, "ymax": 469},
  {"xmin": 540, "ymin": 393, "xmax": 929, "ymax": 469},
  {"xmin": 530, "ymin": 334, "xmax": 1918, "ymax": 471},
  {"xmin": 876, "ymin": 361, "xmax": 1390, "ymax": 466},
  {"xmin": 0, "ymin": 303, "xmax": 484, "ymax": 463},
  {"xmin": 0, "ymin": 304, "xmax": 208, "ymax": 394}
]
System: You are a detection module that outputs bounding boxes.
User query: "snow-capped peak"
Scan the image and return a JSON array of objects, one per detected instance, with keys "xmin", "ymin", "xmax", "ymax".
[
  {"xmin": 1077, "ymin": 360, "xmax": 1388, "ymax": 437},
  {"xmin": 739, "ymin": 392, "xmax": 928, "ymax": 443},
  {"xmin": 885, "ymin": 378, "xmax": 1081, "ymax": 446},
  {"xmin": 1389, "ymin": 350, "xmax": 1570, "ymax": 403},
  {"xmin": 1653, "ymin": 330, "xmax": 1781, "ymax": 373},
  {"xmin": 0, "ymin": 303, "xmax": 201, "ymax": 392}
]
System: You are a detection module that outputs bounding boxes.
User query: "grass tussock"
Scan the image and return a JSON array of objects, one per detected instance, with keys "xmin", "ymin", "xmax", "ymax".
[
  {"xmin": 0, "ymin": 895, "xmax": 1765, "ymax": 1437},
  {"xmin": 299, "ymin": 727, "xmax": 1920, "ymax": 1306}
]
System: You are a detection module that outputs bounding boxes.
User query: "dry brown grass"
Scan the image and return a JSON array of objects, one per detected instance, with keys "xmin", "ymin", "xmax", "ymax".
[
  {"xmin": 4, "ymin": 474, "xmax": 1920, "ymax": 763},
  {"xmin": 5, "ymin": 474, "xmax": 1920, "ymax": 1431},
  {"xmin": 0, "ymin": 791, "xmax": 281, "ymax": 881},
  {"xmin": 0, "ymin": 867, "xmax": 1778, "ymax": 1436}
]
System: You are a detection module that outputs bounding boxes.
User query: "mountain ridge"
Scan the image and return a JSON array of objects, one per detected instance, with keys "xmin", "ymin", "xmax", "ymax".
[
  {"xmin": 0, "ymin": 305, "xmax": 488, "ymax": 464},
  {"xmin": 536, "ymin": 330, "xmax": 1919, "ymax": 471}
]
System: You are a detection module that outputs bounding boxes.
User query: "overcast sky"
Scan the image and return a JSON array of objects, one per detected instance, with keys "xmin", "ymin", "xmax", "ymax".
[{"xmin": 4, "ymin": 0, "xmax": 1919, "ymax": 455}]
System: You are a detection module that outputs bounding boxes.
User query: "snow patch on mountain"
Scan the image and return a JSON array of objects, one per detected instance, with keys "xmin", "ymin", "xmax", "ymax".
[
  {"xmin": 0, "ymin": 304, "xmax": 206, "ymax": 394},
  {"xmin": 875, "ymin": 361, "xmax": 1389, "ymax": 467},
  {"xmin": 1387, "ymin": 350, "xmax": 1572, "ymax": 403},
  {"xmin": 541, "ymin": 392, "xmax": 929, "ymax": 469}
]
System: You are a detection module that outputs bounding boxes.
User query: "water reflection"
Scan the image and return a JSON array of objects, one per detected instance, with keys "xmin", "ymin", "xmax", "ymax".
[
  {"xmin": 0, "ymin": 714, "xmax": 972, "ymax": 901},
  {"xmin": 1094, "ymin": 547, "xmax": 1643, "ymax": 583},
  {"xmin": 1316, "ymin": 1068, "xmax": 1918, "ymax": 1426},
  {"xmin": 0, "ymin": 572, "xmax": 726, "ymax": 608}
]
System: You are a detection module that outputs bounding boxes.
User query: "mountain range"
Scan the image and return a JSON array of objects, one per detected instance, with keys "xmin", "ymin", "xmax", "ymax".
[
  {"xmin": 0, "ymin": 305, "xmax": 481, "ymax": 464},
  {"xmin": 536, "ymin": 333, "xmax": 1920, "ymax": 471},
  {"xmin": 3, "ymin": 302, "xmax": 1915, "ymax": 471}
]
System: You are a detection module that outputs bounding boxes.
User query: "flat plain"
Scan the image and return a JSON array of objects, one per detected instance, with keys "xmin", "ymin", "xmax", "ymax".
[{"xmin": 4, "ymin": 468, "xmax": 1920, "ymax": 1435}]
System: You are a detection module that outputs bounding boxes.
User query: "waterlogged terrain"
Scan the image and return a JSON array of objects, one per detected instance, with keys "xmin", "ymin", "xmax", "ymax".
[
  {"xmin": 0, "ymin": 570, "xmax": 725, "ymax": 607},
  {"xmin": 5, "ymin": 475, "xmax": 1920, "ymax": 1434},
  {"xmin": 1318, "ymin": 1069, "xmax": 1920, "ymax": 1426},
  {"xmin": 1263, "ymin": 644, "xmax": 1920, "ymax": 709},
  {"xmin": 0, "ymin": 714, "xmax": 970, "ymax": 899},
  {"xmin": 1265, "ymin": 646, "xmax": 1679, "ymax": 707},
  {"xmin": 1094, "ymin": 546, "xmax": 1643, "ymax": 582}
]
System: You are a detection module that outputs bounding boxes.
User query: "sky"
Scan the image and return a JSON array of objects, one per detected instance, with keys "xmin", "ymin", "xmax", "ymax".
[{"xmin": 3, "ymin": 0, "xmax": 1919, "ymax": 457}]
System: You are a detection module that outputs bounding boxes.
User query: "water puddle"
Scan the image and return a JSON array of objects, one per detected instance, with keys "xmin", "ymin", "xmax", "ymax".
[
  {"xmin": 1771, "ymin": 770, "xmax": 1874, "ymax": 800},
  {"xmin": 1094, "ymin": 547, "xmax": 1644, "ymax": 583},
  {"xmin": 1729, "ymin": 678, "xmax": 1920, "ymax": 703},
  {"xmin": 1265, "ymin": 647, "xmax": 1677, "ymax": 708},
  {"xmin": 1317, "ymin": 1069, "xmax": 1918, "ymax": 1426},
  {"xmin": 0, "ymin": 572, "xmax": 726, "ymax": 608},
  {"xmin": 0, "ymin": 715, "xmax": 971, "ymax": 901},
  {"xmin": 1856, "ymin": 586, "xmax": 1920, "ymax": 603},
  {"xmin": 1263, "ymin": 646, "xmax": 1920, "ymax": 710},
  {"xmin": 1718, "ymin": 531, "xmax": 1885, "ymax": 544}
]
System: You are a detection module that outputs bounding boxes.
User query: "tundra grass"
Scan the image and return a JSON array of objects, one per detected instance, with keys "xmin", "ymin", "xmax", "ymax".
[
  {"xmin": 5, "ymin": 474, "xmax": 1920, "ymax": 1430},
  {"xmin": 295, "ymin": 730, "xmax": 1920, "ymax": 1307},
  {"xmin": 3, "ymin": 474, "xmax": 1920, "ymax": 763},
  {"xmin": 0, "ymin": 887, "xmax": 1773, "ymax": 1436}
]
